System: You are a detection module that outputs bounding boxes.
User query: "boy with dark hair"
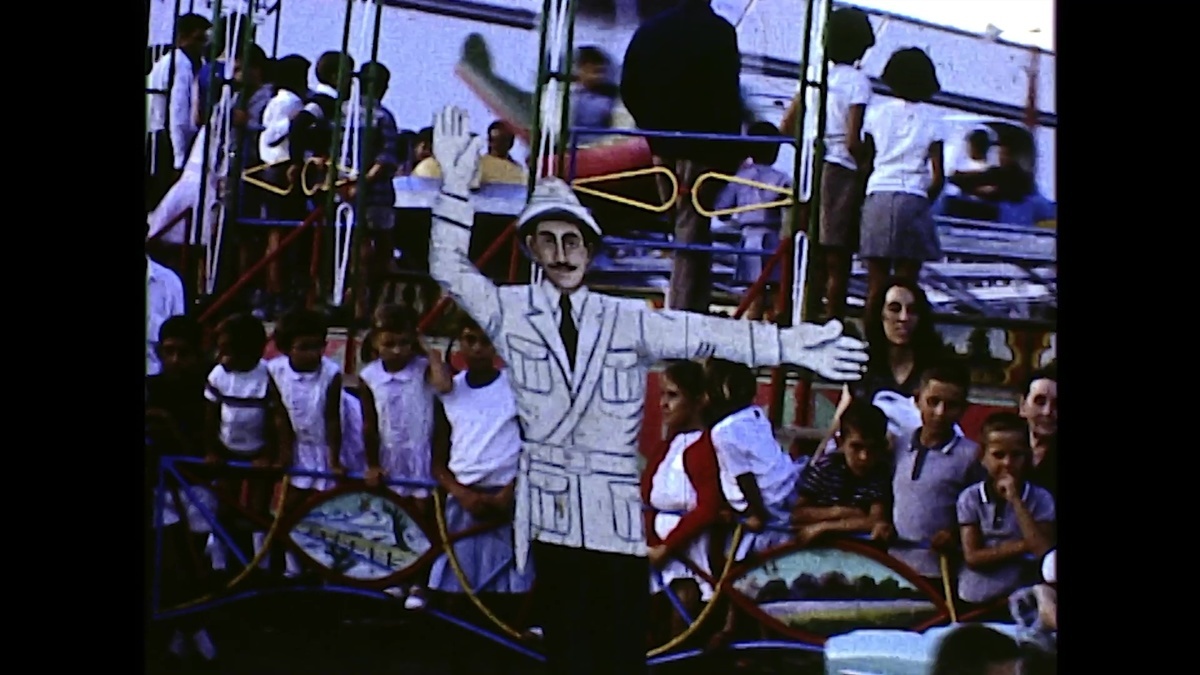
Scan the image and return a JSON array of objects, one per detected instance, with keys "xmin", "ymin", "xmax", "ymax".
[
  {"xmin": 145, "ymin": 314, "xmax": 219, "ymax": 666},
  {"xmin": 791, "ymin": 400, "xmax": 894, "ymax": 545},
  {"xmin": 711, "ymin": 121, "xmax": 793, "ymax": 321},
  {"xmin": 288, "ymin": 51, "xmax": 355, "ymax": 171},
  {"xmin": 348, "ymin": 61, "xmax": 402, "ymax": 321},
  {"xmin": 931, "ymin": 624, "xmax": 1023, "ymax": 675},
  {"xmin": 957, "ymin": 413, "xmax": 1055, "ymax": 606},
  {"xmin": 891, "ymin": 363, "xmax": 983, "ymax": 582}
]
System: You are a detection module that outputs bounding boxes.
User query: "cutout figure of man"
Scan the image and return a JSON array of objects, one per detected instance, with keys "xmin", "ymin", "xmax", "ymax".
[{"xmin": 427, "ymin": 106, "xmax": 867, "ymax": 675}]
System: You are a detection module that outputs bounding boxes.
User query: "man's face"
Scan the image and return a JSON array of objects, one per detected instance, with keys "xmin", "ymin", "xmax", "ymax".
[
  {"xmin": 1020, "ymin": 377, "xmax": 1058, "ymax": 437},
  {"xmin": 527, "ymin": 220, "xmax": 591, "ymax": 291},
  {"xmin": 488, "ymin": 126, "xmax": 514, "ymax": 157},
  {"xmin": 185, "ymin": 28, "xmax": 209, "ymax": 57}
]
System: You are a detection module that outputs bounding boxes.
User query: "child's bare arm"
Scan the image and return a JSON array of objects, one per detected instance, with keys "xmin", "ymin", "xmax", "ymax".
[
  {"xmin": 845, "ymin": 104, "xmax": 866, "ymax": 161},
  {"xmin": 960, "ymin": 523, "xmax": 1029, "ymax": 569},
  {"xmin": 267, "ymin": 378, "xmax": 293, "ymax": 468},
  {"xmin": 204, "ymin": 401, "xmax": 221, "ymax": 462},
  {"xmin": 790, "ymin": 496, "xmax": 864, "ymax": 524},
  {"xmin": 324, "ymin": 374, "xmax": 344, "ymax": 472},
  {"xmin": 801, "ymin": 502, "xmax": 885, "ymax": 534},
  {"xmin": 430, "ymin": 401, "xmax": 465, "ymax": 495},
  {"xmin": 735, "ymin": 472, "xmax": 769, "ymax": 523},
  {"xmin": 1011, "ymin": 499, "xmax": 1055, "ymax": 558},
  {"xmin": 424, "ymin": 347, "xmax": 454, "ymax": 395},
  {"xmin": 927, "ymin": 140, "xmax": 946, "ymax": 202},
  {"xmin": 359, "ymin": 383, "xmax": 381, "ymax": 470}
]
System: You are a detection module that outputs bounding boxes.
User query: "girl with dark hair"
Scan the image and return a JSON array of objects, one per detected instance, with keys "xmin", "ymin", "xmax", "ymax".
[
  {"xmin": 860, "ymin": 47, "xmax": 946, "ymax": 304},
  {"xmin": 640, "ymin": 360, "xmax": 722, "ymax": 641}
]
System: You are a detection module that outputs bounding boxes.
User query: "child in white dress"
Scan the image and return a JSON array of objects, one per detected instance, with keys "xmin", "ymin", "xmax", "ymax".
[
  {"xmin": 428, "ymin": 315, "xmax": 533, "ymax": 619},
  {"xmin": 204, "ymin": 313, "xmax": 291, "ymax": 573},
  {"xmin": 267, "ymin": 309, "xmax": 344, "ymax": 577},
  {"xmin": 359, "ymin": 304, "xmax": 453, "ymax": 605}
]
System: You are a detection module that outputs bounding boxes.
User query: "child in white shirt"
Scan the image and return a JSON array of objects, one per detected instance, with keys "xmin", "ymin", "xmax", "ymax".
[
  {"xmin": 859, "ymin": 47, "xmax": 946, "ymax": 305},
  {"xmin": 267, "ymin": 309, "xmax": 344, "ymax": 578},
  {"xmin": 427, "ymin": 315, "xmax": 533, "ymax": 615},
  {"xmin": 203, "ymin": 313, "xmax": 291, "ymax": 573},
  {"xmin": 782, "ymin": 7, "xmax": 876, "ymax": 320}
]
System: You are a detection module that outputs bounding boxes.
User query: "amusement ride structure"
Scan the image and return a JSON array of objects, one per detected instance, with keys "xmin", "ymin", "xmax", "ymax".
[{"xmin": 146, "ymin": 0, "xmax": 1057, "ymax": 670}]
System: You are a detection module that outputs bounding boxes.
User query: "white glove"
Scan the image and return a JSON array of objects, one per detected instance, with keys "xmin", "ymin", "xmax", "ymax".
[
  {"xmin": 432, "ymin": 105, "xmax": 485, "ymax": 195},
  {"xmin": 780, "ymin": 319, "xmax": 868, "ymax": 382}
]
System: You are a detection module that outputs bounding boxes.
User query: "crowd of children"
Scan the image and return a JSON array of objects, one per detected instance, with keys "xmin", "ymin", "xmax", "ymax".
[{"xmin": 147, "ymin": 289, "xmax": 1058, "ymax": 667}]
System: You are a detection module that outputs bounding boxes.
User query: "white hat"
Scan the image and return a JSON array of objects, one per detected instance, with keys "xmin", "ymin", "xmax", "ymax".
[
  {"xmin": 1041, "ymin": 549, "xmax": 1056, "ymax": 584},
  {"xmin": 515, "ymin": 177, "xmax": 603, "ymax": 239}
]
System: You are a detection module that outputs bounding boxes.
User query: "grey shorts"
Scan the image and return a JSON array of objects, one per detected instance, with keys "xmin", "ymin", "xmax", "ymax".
[
  {"xmin": 819, "ymin": 162, "xmax": 864, "ymax": 249},
  {"xmin": 859, "ymin": 191, "xmax": 941, "ymax": 262},
  {"xmin": 363, "ymin": 205, "xmax": 396, "ymax": 231}
]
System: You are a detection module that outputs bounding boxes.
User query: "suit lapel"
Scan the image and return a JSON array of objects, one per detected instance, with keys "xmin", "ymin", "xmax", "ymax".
[
  {"xmin": 545, "ymin": 302, "xmax": 620, "ymax": 447},
  {"xmin": 571, "ymin": 293, "xmax": 604, "ymax": 395},
  {"xmin": 524, "ymin": 285, "xmax": 573, "ymax": 389}
]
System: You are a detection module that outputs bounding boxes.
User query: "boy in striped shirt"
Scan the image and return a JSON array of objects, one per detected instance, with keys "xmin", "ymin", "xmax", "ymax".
[{"xmin": 790, "ymin": 401, "xmax": 894, "ymax": 545}]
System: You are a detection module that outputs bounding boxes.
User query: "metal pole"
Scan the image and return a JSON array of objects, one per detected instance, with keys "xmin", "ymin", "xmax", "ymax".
[
  {"xmin": 803, "ymin": 0, "xmax": 833, "ymax": 322},
  {"xmin": 321, "ymin": 0, "xmax": 357, "ymax": 304},
  {"xmin": 271, "ymin": 0, "xmax": 283, "ymax": 58},
  {"xmin": 227, "ymin": 1, "xmax": 260, "ymax": 267},
  {"xmin": 554, "ymin": 0, "xmax": 577, "ymax": 178},
  {"xmin": 527, "ymin": 0, "xmax": 553, "ymax": 196},
  {"xmin": 194, "ymin": 0, "xmax": 225, "ymax": 295},
  {"xmin": 353, "ymin": 0, "xmax": 385, "ymax": 309},
  {"xmin": 158, "ymin": 0, "xmax": 184, "ymax": 177}
]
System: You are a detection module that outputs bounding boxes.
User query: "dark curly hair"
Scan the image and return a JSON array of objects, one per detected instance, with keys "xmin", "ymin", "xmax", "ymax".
[
  {"xmin": 863, "ymin": 277, "xmax": 947, "ymax": 377},
  {"xmin": 214, "ymin": 312, "xmax": 267, "ymax": 365},
  {"xmin": 826, "ymin": 8, "xmax": 876, "ymax": 65},
  {"xmin": 273, "ymin": 308, "xmax": 327, "ymax": 353},
  {"xmin": 881, "ymin": 47, "xmax": 940, "ymax": 102}
]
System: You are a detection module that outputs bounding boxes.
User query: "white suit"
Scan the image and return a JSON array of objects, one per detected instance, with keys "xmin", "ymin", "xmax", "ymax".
[{"xmin": 429, "ymin": 179, "xmax": 850, "ymax": 571}]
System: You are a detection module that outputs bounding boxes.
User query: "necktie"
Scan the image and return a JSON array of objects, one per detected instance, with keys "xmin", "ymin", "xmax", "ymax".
[{"xmin": 559, "ymin": 293, "xmax": 578, "ymax": 370}]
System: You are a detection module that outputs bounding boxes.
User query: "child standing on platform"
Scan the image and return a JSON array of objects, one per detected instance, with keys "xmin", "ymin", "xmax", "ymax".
[
  {"xmin": 203, "ymin": 313, "xmax": 292, "ymax": 574},
  {"xmin": 360, "ymin": 304, "xmax": 453, "ymax": 605},
  {"xmin": 267, "ymin": 309, "xmax": 344, "ymax": 577},
  {"xmin": 427, "ymin": 315, "xmax": 532, "ymax": 612}
]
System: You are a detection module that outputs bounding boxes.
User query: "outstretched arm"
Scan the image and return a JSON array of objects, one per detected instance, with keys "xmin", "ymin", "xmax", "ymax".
[
  {"xmin": 427, "ymin": 107, "xmax": 502, "ymax": 338},
  {"xmin": 637, "ymin": 308, "xmax": 868, "ymax": 382}
]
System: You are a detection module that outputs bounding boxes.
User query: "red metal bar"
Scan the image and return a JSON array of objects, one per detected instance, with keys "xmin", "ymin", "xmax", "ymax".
[
  {"xmin": 731, "ymin": 242, "xmax": 785, "ymax": 320},
  {"xmin": 767, "ymin": 236, "xmax": 794, "ymax": 426},
  {"xmin": 199, "ymin": 207, "xmax": 325, "ymax": 324},
  {"xmin": 508, "ymin": 234, "xmax": 521, "ymax": 283},
  {"xmin": 418, "ymin": 220, "xmax": 518, "ymax": 333},
  {"xmin": 307, "ymin": 214, "xmax": 323, "ymax": 309}
]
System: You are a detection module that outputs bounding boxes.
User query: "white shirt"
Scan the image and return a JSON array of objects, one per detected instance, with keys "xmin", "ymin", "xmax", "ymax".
[
  {"xmin": 1041, "ymin": 549, "xmax": 1057, "ymax": 584},
  {"xmin": 147, "ymin": 49, "xmax": 198, "ymax": 170},
  {"xmin": 823, "ymin": 63, "xmax": 873, "ymax": 170},
  {"xmin": 146, "ymin": 256, "xmax": 186, "ymax": 376},
  {"xmin": 711, "ymin": 405, "xmax": 799, "ymax": 513},
  {"xmin": 259, "ymin": 89, "xmax": 304, "ymax": 165},
  {"xmin": 439, "ymin": 370, "xmax": 522, "ymax": 487},
  {"xmin": 863, "ymin": 98, "xmax": 944, "ymax": 197},
  {"xmin": 205, "ymin": 360, "xmax": 272, "ymax": 454}
]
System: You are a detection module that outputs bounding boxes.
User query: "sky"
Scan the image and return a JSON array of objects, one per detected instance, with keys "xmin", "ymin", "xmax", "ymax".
[{"xmin": 847, "ymin": 0, "xmax": 1055, "ymax": 50}]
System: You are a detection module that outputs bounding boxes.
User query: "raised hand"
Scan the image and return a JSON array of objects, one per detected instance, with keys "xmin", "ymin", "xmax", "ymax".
[
  {"xmin": 781, "ymin": 319, "xmax": 869, "ymax": 382},
  {"xmin": 432, "ymin": 105, "xmax": 485, "ymax": 194}
]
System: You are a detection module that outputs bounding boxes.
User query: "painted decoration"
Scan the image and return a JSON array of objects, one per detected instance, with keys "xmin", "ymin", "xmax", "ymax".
[
  {"xmin": 726, "ymin": 541, "xmax": 948, "ymax": 641},
  {"xmin": 288, "ymin": 491, "xmax": 433, "ymax": 581},
  {"xmin": 424, "ymin": 106, "xmax": 867, "ymax": 570}
]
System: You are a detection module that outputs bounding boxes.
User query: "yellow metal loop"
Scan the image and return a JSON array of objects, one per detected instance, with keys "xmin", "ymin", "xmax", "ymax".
[
  {"xmin": 570, "ymin": 166, "xmax": 679, "ymax": 213},
  {"xmin": 240, "ymin": 160, "xmax": 294, "ymax": 196},
  {"xmin": 691, "ymin": 171, "xmax": 795, "ymax": 219},
  {"xmin": 301, "ymin": 157, "xmax": 357, "ymax": 197}
]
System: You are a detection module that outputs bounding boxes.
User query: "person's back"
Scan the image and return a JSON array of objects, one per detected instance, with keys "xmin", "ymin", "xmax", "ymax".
[
  {"xmin": 864, "ymin": 97, "xmax": 942, "ymax": 196},
  {"xmin": 621, "ymin": 0, "xmax": 743, "ymax": 166}
]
